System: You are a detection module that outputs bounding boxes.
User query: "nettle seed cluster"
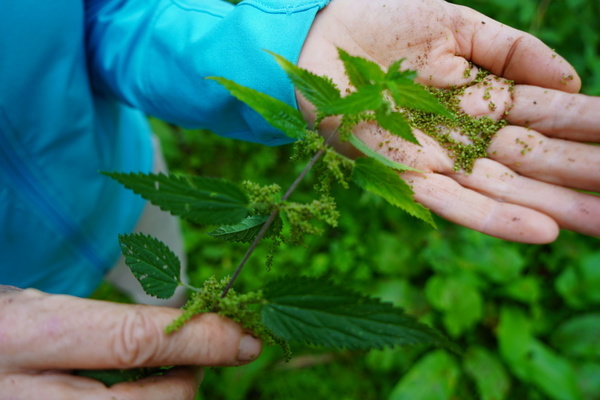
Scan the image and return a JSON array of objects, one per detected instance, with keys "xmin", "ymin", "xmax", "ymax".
[
  {"xmin": 404, "ymin": 69, "xmax": 514, "ymax": 173},
  {"xmin": 166, "ymin": 276, "xmax": 292, "ymax": 360}
]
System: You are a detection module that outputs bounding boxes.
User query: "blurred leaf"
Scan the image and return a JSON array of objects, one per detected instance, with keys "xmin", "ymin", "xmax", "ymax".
[
  {"xmin": 261, "ymin": 277, "xmax": 458, "ymax": 352},
  {"xmin": 105, "ymin": 172, "xmax": 249, "ymax": 225},
  {"xmin": 425, "ymin": 275, "xmax": 483, "ymax": 338},
  {"xmin": 388, "ymin": 350, "xmax": 460, "ymax": 400},
  {"xmin": 118, "ymin": 233, "xmax": 181, "ymax": 299},
  {"xmin": 208, "ymin": 215, "xmax": 278, "ymax": 244},
  {"xmin": 574, "ymin": 362, "xmax": 600, "ymax": 400},
  {"xmin": 365, "ymin": 346, "xmax": 421, "ymax": 375},
  {"xmin": 422, "ymin": 228, "xmax": 529, "ymax": 285},
  {"xmin": 497, "ymin": 306, "xmax": 533, "ymax": 378},
  {"xmin": 463, "ymin": 346, "xmax": 511, "ymax": 400},
  {"xmin": 550, "ymin": 314, "xmax": 600, "ymax": 359},
  {"xmin": 499, "ymin": 276, "xmax": 542, "ymax": 304},
  {"xmin": 524, "ymin": 341, "xmax": 584, "ymax": 400},
  {"xmin": 351, "ymin": 157, "xmax": 435, "ymax": 227},
  {"xmin": 208, "ymin": 77, "xmax": 307, "ymax": 139},
  {"xmin": 267, "ymin": 50, "xmax": 341, "ymax": 110},
  {"xmin": 468, "ymin": 241, "xmax": 526, "ymax": 283},
  {"xmin": 556, "ymin": 252, "xmax": 600, "ymax": 308},
  {"xmin": 498, "ymin": 306, "xmax": 584, "ymax": 400},
  {"xmin": 338, "ymin": 48, "xmax": 385, "ymax": 88}
]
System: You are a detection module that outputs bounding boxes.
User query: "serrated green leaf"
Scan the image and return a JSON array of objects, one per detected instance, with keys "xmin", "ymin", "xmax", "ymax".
[
  {"xmin": 387, "ymin": 79, "xmax": 454, "ymax": 118},
  {"xmin": 320, "ymin": 84, "xmax": 384, "ymax": 116},
  {"xmin": 208, "ymin": 215, "xmax": 279, "ymax": 243},
  {"xmin": 351, "ymin": 157, "xmax": 435, "ymax": 227},
  {"xmin": 348, "ymin": 134, "xmax": 420, "ymax": 172},
  {"xmin": 385, "ymin": 59, "xmax": 417, "ymax": 81},
  {"xmin": 266, "ymin": 50, "xmax": 341, "ymax": 110},
  {"xmin": 208, "ymin": 77, "xmax": 307, "ymax": 140},
  {"xmin": 338, "ymin": 48, "xmax": 386, "ymax": 88},
  {"xmin": 261, "ymin": 277, "xmax": 457, "ymax": 352},
  {"xmin": 375, "ymin": 106, "xmax": 419, "ymax": 144},
  {"xmin": 118, "ymin": 233, "xmax": 181, "ymax": 299},
  {"xmin": 104, "ymin": 172, "xmax": 249, "ymax": 225},
  {"xmin": 388, "ymin": 350, "xmax": 460, "ymax": 400}
]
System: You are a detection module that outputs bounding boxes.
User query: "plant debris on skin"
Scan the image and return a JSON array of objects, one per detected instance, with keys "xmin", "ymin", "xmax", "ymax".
[{"xmin": 403, "ymin": 69, "xmax": 513, "ymax": 173}]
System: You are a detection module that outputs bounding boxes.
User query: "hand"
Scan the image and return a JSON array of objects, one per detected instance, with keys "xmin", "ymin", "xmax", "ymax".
[
  {"xmin": 0, "ymin": 286, "xmax": 261, "ymax": 400},
  {"xmin": 298, "ymin": 0, "xmax": 600, "ymax": 243}
]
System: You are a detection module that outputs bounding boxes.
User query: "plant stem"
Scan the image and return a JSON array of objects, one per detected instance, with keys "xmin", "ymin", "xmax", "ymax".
[
  {"xmin": 180, "ymin": 281, "xmax": 203, "ymax": 294},
  {"xmin": 220, "ymin": 131, "xmax": 337, "ymax": 298}
]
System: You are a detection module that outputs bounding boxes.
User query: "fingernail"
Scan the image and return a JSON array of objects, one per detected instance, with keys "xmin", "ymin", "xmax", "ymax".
[{"xmin": 237, "ymin": 334, "xmax": 262, "ymax": 362}]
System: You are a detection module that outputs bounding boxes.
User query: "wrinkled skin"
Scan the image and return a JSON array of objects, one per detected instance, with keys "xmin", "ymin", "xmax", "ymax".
[
  {"xmin": 298, "ymin": 0, "xmax": 600, "ymax": 243},
  {"xmin": 4, "ymin": 1, "xmax": 600, "ymax": 399},
  {"xmin": 0, "ymin": 287, "xmax": 261, "ymax": 400}
]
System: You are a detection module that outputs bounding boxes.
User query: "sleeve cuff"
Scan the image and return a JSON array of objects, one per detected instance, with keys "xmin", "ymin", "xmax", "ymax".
[{"xmin": 143, "ymin": 0, "xmax": 331, "ymax": 146}]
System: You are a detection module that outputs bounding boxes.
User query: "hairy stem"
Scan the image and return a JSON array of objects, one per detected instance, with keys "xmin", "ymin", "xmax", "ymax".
[
  {"xmin": 220, "ymin": 130, "xmax": 337, "ymax": 298},
  {"xmin": 180, "ymin": 281, "xmax": 204, "ymax": 294}
]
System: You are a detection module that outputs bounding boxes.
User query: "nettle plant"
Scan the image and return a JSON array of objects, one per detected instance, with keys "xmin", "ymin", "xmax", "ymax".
[{"xmin": 96, "ymin": 49, "xmax": 508, "ymax": 382}]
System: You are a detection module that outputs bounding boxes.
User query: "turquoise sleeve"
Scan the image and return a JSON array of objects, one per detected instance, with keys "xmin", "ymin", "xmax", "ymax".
[{"xmin": 85, "ymin": 0, "xmax": 331, "ymax": 146}]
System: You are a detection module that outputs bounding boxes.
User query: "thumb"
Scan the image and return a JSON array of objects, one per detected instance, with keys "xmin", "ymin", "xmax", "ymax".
[{"xmin": 0, "ymin": 289, "xmax": 262, "ymax": 370}]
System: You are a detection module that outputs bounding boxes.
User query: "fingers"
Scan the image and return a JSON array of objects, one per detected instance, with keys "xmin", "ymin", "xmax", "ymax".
[
  {"xmin": 451, "ymin": 3, "xmax": 581, "ymax": 92},
  {"xmin": 0, "ymin": 290, "xmax": 261, "ymax": 370},
  {"xmin": 447, "ymin": 158, "xmax": 600, "ymax": 238},
  {"xmin": 459, "ymin": 80, "xmax": 600, "ymax": 143},
  {"xmin": 507, "ymin": 85, "xmax": 600, "ymax": 142},
  {"xmin": 0, "ymin": 367, "xmax": 201, "ymax": 400},
  {"xmin": 457, "ymin": 80, "xmax": 600, "ymax": 191},
  {"xmin": 488, "ymin": 126, "xmax": 600, "ymax": 191},
  {"xmin": 406, "ymin": 170, "xmax": 559, "ymax": 243}
]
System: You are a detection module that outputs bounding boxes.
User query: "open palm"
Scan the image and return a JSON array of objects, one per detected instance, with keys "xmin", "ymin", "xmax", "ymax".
[{"xmin": 298, "ymin": 0, "xmax": 600, "ymax": 243}]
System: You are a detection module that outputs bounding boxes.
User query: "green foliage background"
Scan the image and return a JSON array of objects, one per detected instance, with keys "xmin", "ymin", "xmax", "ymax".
[{"xmin": 94, "ymin": 1, "xmax": 600, "ymax": 399}]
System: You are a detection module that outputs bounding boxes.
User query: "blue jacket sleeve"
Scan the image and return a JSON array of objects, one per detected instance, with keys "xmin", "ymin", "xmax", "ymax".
[{"xmin": 85, "ymin": 0, "xmax": 331, "ymax": 146}]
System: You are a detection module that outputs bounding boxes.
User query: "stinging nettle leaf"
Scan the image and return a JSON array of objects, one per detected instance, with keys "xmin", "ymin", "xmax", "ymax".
[
  {"xmin": 338, "ymin": 48, "xmax": 386, "ymax": 88},
  {"xmin": 348, "ymin": 134, "xmax": 420, "ymax": 172},
  {"xmin": 375, "ymin": 106, "xmax": 419, "ymax": 144},
  {"xmin": 320, "ymin": 84, "xmax": 384, "ymax": 116},
  {"xmin": 261, "ymin": 276, "xmax": 457, "ymax": 352},
  {"xmin": 385, "ymin": 58, "xmax": 417, "ymax": 81},
  {"xmin": 208, "ymin": 215, "xmax": 280, "ymax": 243},
  {"xmin": 387, "ymin": 79, "xmax": 454, "ymax": 119},
  {"xmin": 266, "ymin": 50, "xmax": 341, "ymax": 111},
  {"xmin": 208, "ymin": 76, "xmax": 307, "ymax": 140},
  {"xmin": 119, "ymin": 233, "xmax": 181, "ymax": 299},
  {"xmin": 351, "ymin": 158, "xmax": 436, "ymax": 227},
  {"xmin": 104, "ymin": 172, "xmax": 249, "ymax": 225}
]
